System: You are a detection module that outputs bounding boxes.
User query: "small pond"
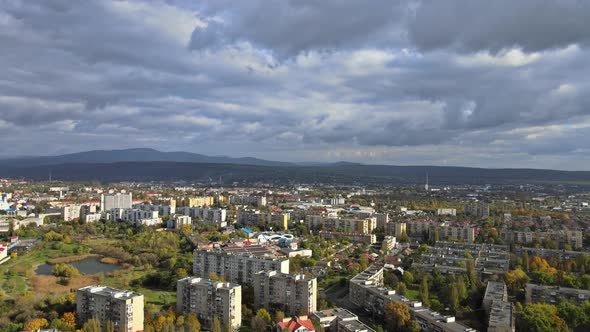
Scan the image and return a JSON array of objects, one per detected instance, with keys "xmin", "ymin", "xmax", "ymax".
[{"xmin": 36, "ymin": 256, "xmax": 123, "ymax": 275}]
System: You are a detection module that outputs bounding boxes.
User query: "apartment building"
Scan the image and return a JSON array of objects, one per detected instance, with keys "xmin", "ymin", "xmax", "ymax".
[
  {"xmin": 311, "ymin": 308, "xmax": 375, "ymax": 332},
  {"xmin": 382, "ymin": 236, "xmax": 397, "ymax": 251},
  {"xmin": 167, "ymin": 215, "xmax": 191, "ymax": 229},
  {"xmin": 398, "ymin": 221, "xmax": 476, "ymax": 243},
  {"xmin": 305, "ymin": 216, "xmax": 377, "ymax": 235},
  {"xmin": 230, "ymin": 195, "xmax": 267, "ymax": 207},
  {"xmin": 437, "ymin": 208, "xmax": 457, "ymax": 216},
  {"xmin": 525, "ymin": 283, "xmax": 590, "ymax": 305},
  {"xmin": 413, "ymin": 241, "xmax": 510, "ymax": 277},
  {"xmin": 193, "ymin": 248, "xmax": 289, "ymax": 285},
  {"xmin": 500, "ymin": 230, "xmax": 583, "ymax": 249},
  {"xmin": 464, "ymin": 203, "xmax": 490, "ymax": 219},
  {"xmin": 319, "ymin": 231, "xmax": 376, "ymax": 244},
  {"xmin": 387, "ymin": 222, "xmax": 407, "ymax": 238},
  {"xmin": 349, "ymin": 266, "xmax": 475, "ymax": 332},
  {"xmin": 76, "ymin": 285, "xmax": 144, "ymax": 332},
  {"xmin": 253, "ymin": 271, "xmax": 317, "ymax": 316},
  {"xmin": 176, "ymin": 277, "xmax": 241, "ymax": 331},
  {"xmin": 177, "ymin": 196, "xmax": 214, "ymax": 207},
  {"xmin": 375, "ymin": 213, "xmax": 389, "ymax": 228},
  {"xmin": 483, "ymin": 281, "xmax": 515, "ymax": 332},
  {"xmin": 62, "ymin": 204, "xmax": 82, "ymax": 221},
  {"xmin": 101, "ymin": 193, "xmax": 132, "ymax": 211}
]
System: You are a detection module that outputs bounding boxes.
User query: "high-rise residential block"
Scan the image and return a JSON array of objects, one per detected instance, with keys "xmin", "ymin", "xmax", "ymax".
[
  {"xmin": 193, "ymin": 248, "xmax": 289, "ymax": 285},
  {"xmin": 76, "ymin": 285, "xmax": 143, "ymax": 332},
  {"xmin": 101, "ymin": 193, "xmax": 132, "ymax": 211},
  {"xmin": 176, "ymin": 277, "xmax": 242, "ymax": 331},
  {"xmin": 253, "ymin": 271, "xmax": 317, "ymax": 316}
]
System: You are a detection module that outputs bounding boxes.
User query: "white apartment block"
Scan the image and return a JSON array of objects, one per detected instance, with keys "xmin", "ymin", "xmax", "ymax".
[
  {"xmin": 176, "ymin": 277, "xmax": 242, "ymax": 331},
  {"xmin": 101, "ymin": 193, "xmax": 133, "ymax": 211},
  {"xmin": 193, "ymin": 249, "xmax": 289, "ymax": 285},
  {"xmin": 62, "ymin": 204, "xmax": 82, "ymax": 221},
  {"xmin": 109, "ymin": 208, "xmax": 160, "ymax": 226},
  {"xmin": 230, "ymin": 195, "xmax": 267, "ymax": 207},
  {"xmin": 177, "ymin": 207, "xmax": 227, "ymax": 225},
  {"xmin": 253, "ymin": 271, "xmax": 317, "ymax": 316},
  {"xmin": 83, "ymin": 213, "xmax": 102, "ymax": 223},
  {"xmin": 167, "ymin": 215, "xmax": 192, "ymax": 229},
  {"xmin": 436, "ymin": 208, "xmax": 457, "ymax": 216},
  {"xmin": 76, "ymin": 285, "xmax": 144, "ymax": 332}
]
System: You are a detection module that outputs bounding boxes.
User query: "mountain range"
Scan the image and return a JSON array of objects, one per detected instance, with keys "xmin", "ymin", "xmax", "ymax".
[
  {"xmin": 0, "ymin": 148, "xmax": 291, "ymax": 167},
  {"xmin": 1, "ymin": 148, "xmax": 590, "ymax": 185}
]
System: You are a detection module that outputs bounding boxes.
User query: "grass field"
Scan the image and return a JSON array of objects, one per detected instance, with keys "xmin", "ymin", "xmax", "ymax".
[{"xmin": 0, "ymin": 238, "xmax": 177, "ymax": 310}]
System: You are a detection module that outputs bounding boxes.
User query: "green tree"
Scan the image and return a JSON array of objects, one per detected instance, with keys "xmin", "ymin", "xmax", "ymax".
[
  {"xmin": 402, "ymin": 271, "xmax": 414, "ymax": 285},
  {"xmin": 396, "ymin": 282, "xmax": 407, "ymax": 296},
  {"xmin": 420, "ymin": 276, "xmax": 430, "ymax": 307},
  {"xmin": 557, "ymin": 301, "xmax": 588, "ymax": 329},
  {"xmin": 519, "ymin": 303, "xmax": 569, "ymax": 332},
  {"xmin": 256, "ymin": 308, "xmax": 272, "ymax": 324}
]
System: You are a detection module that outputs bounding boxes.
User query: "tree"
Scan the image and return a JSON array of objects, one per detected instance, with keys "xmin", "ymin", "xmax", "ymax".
[
  {"xmin": 384, "ymin": 302, "xmax": 411, "ymax": 332},
  {"xmin": 105, "ymin": 320, "xmax": 115, "ymax": 332},
  {"xmin": 256, "ymin": 308, "xmax": 272, "ymax": 323},
  {"xmin": 505, "ymin": 268, "xmax": 529, "ymax": 293},
  {"xmin": 519, "ymin": 303, "xmax": 569, "ymax": 332},
  {"xmin": 251, "ymin": 316, "xmax": 268, "ymax": 331},
  {"xmin": 448, "ymin": 284, "xmax": 460, "ymax": 313},
  {"xmin": 24, "ymin": 318, "xmax": 49, "ymax": 331},
  {"xmin": 185, "ymin": 313, "xmax": 201, "ymax": 332},
  {"xmin": 61, "ymin": 312, "xmax": 76, "ymax": 327},
  {"xmin": 52, "ymin": 263, "xmax": 80, "ymax": 278},
  {"xmin": 82, "ymin": 319, "xmax": 101, "ymax": 332},
  {"xmin": 274, "ymin": 310, "xmax": 285, "ymax": 323},
  {"xmin": 420, "ymin": 277, "xmax": 430, "ymax": 307},
  {"xmin": 211, "ymin": 316, "xmax": 222, "ymax": 332},
  {"xmin": 402, "ymin": 271, "xmax": 414, "ymax": 285},
  {"xmin": 396, "ymin": 282, "xmax": 407, "ymax": 296},
  {"xmin": 404, "ymin": 320, "xmax": 420, "ymax": 332},
  {"xmin": 359, "ymin": 255, "xmax": 369, "ymax": 271},
  {"xmin": 557, "ymin": 301, "xmax": 588, "ymax": 329}
]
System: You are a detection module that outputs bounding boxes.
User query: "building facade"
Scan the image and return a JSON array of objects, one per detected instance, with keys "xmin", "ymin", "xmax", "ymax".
[
  {"xmin": 76, "ymin": 285, "xmax": 144, "ymax": 332},
  {"xmin": 176, "ymin": 277, "xmax": 242, "ymax": 331},
  {"xmin": 253, "ymin": 271, "xmax": 317, "ymax": 316},
  {"xmin": 193, "ymin": 248, "xmax": 289, "ymax": 285},
  {"xmin": 101, "ymin": 193, "xmax": 132, "ymax": 211}
]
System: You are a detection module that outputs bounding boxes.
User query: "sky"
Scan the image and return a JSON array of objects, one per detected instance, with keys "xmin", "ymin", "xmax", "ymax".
[{"xmin": 1, "ymin": 0, "xmax": 590, "ymax": 170}]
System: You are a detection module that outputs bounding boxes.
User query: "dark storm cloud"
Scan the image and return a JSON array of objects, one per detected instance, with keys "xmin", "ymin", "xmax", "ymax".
[{"xmin": 1, "ymin": 0, "xmax": 590, "ymax": 169}]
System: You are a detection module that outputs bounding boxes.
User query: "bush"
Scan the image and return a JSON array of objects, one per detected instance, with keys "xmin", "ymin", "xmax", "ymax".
[{"xmin": 52, "ymin": 264, "xmax": 80, "ymax": 278}]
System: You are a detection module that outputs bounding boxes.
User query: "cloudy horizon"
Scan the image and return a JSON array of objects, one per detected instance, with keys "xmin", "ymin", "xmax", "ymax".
[{"xmin": 1, "ymin": 0, "xmax": 590, "ymax": 170}]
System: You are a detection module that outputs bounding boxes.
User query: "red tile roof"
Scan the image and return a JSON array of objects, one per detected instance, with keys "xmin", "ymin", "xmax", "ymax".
[{"xmin": 278, "ymin": 317, "xmax": 315, "ymax": 332}]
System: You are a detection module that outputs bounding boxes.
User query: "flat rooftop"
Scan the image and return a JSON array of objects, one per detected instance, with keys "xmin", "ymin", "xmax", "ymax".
[
  {"xmin": 488, "ymin": 301, "xmax": 514, "ymax": 330},
  {"xmin": 484, "ymin": 281, "xmax": 507, "ymax": 302},
  {"xmin": 79, "ymin": 285, "xmax": 142, "ymax": 300}
]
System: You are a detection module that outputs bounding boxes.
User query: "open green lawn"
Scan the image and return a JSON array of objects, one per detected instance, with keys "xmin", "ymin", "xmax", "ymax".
[{"xmin": 405, "ymin": 289, "xmax": 420, "ymax": 300}]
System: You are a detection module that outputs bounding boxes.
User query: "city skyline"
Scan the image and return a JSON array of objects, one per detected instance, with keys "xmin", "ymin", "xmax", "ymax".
[{"xmin": 1, "ymin": 1, "xmax": 590, "ymax": 170}]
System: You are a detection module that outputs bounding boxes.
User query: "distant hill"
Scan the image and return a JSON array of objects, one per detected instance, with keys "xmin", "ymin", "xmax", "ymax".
[
  {"xmin": 1, "ymin": 160, "xmax": 590, "ymax": 185},
  {"xmin": 0, "ymin": 148, "xmax": 292, "ymax": 167}
]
